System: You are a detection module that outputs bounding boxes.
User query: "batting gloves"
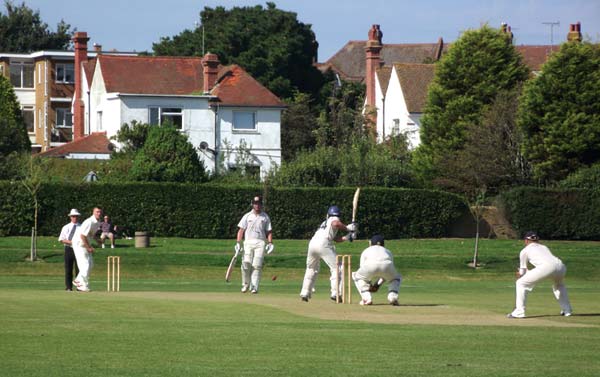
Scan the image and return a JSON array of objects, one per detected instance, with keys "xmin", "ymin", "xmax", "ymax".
[{"xmin": 266, "ymin": 243, "xmax": 274, "ymax": 254}]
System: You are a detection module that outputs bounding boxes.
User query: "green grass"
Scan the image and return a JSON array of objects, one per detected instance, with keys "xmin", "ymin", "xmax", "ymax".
[{"xmin": 1, "ymin": 237, "xmax": 600, "ymax": 376}]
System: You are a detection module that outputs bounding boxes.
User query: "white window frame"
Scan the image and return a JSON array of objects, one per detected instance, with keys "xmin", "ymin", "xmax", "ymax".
[
  {"xmin": 392, "ymin": 118, "xmax": 400, "ymax": 135},
  {"xmin": 55, "ymin": 63, "xmax": 75, "ymax": 84},
  {"xmin": 10, "ymin": 61, "xmax": 34, "ymax": 88},
  {"xmin": 56, "ymin": 108, "xmax": 73, "ymax": 128},
  {"xmin": 22, "ymin": 106, "xmax": 35, "ymax": 134},
  {"xmin": 148, "ymin": 106, "xmax": 183, "ymax": 130},
  {"xmin": 232, "ymin": 111, "xmax": 257, "ymax": 132}
]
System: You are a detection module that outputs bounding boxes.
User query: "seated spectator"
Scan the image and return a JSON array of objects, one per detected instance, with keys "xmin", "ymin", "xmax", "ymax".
[{"xmin": 99, "ymin": 215, "xmax": 118, "ymax": 249}]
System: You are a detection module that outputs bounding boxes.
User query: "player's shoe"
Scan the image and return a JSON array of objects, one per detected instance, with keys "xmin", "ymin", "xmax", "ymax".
[
  {"xmin": 389, "ymin": 299, "xmax": 399, "ymax": 306},
  {"xmin": 359, "ymin": 299, "xmax": 373, "ymax": 306},
  {"xmin": 102, "ymin": 244, "xmax": 105, "ymax": 249},
  {"xmin": 72, "ymin": 280, "xmax": 81, "ymax": 287},
  {"xmin": 76, "ymin": 287, "xmax": 90, "ymax": 292},
  {"xmin": 560, "ymin": 311, "xmax": 572, "ymax": 317},
  {"xmin": 330, "ymin": 295, "xmax": 338, "ymax": 302},
  {"xmin": 251, "ymin": 289, "xmax": 258, "ymax": 294},
  {"xmin": 506, "ymin": 313, "xmax": 525, "ymax": 319},
  {"xmin": 300, "ymin": 295, "xmax": 309, "ymax": 302},
  {"xmin": 241, "ymin": 285, "xmax": 249, "ymax": 293}
]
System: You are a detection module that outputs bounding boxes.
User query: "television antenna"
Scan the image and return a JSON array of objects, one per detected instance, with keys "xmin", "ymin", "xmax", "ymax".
[{"xmin": 542, "ymin": 21, "xmax": 560, "ymax": 52}]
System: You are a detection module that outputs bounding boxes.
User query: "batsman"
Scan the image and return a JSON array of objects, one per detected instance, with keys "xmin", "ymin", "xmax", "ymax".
[{"xmin": 234, "ymin": 195, "xmax": 273, "ymax": 294}]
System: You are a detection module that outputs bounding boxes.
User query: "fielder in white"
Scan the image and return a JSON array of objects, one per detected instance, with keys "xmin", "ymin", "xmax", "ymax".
[
  {"xmin": 353, "ymin": 235, "xmax": 402, "ymax": 306},
  {"xmin": 235, "ymin": 195, "xmax": 273, "ymax": 294},
  {"xmin": 507, "ymin": 231, "xmax": 572, "ymax": 318},
  {"xmin": 299, "ymin": 205, "xmax": 357, "ymax": 302},
  {"xmin": 72, "ymin": 206, "xmax": 102, "ymax": 292}
]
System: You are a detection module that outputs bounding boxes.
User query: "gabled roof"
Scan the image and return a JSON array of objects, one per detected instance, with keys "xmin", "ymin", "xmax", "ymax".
[
  {"xmin": 322, "ymin": 40, "xmax": 552, "ymax": 82},
  {"xmin": 211, "ymin": 65, "xmax": 285, "ymax": 107},
  {"xmin": 320, "ymin": 40, "xmax": 447, "ymax": 82},
  {"xmin": 97, "ymin": 55, "xmax": 204, "ymax": 95},
  {"xmin": 393, "ymin": 63, "xmax": 436, "ymax": 113},
  {"xmin": 376, "ymin": 66, "xmax": 392, "ymax": 95},
  {"xmin": 37, "ymin": 132, "xmax": 113, "ymax": 158},
  {"xmin": 82, "ymin": 58, "xmax": 96, "ymax": 86}
]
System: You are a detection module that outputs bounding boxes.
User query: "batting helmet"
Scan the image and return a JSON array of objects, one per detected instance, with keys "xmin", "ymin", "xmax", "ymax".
[{"xmin": 327, "ymin": 205, "xmax": 341, "ymax": 217}]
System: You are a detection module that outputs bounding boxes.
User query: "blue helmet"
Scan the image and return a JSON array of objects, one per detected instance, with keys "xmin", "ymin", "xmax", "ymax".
[{"xmin": 327, "ymin": 205, "xmax": 341, "ymax": 217}]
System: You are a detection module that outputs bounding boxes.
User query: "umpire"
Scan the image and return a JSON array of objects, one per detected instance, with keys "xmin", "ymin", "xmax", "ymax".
[{"xmin": 58, "ymin": 209, "xmax": 81, "ymax": 291}]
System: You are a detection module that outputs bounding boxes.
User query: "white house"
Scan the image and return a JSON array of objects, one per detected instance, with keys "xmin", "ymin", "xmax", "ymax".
[
  {"xmin": 375, "ymin": 63, "xmax": 435, "ymax": 148},
  {"xmin": 70, "ymin": 32, "xmax": 285, "ymax": 177}
]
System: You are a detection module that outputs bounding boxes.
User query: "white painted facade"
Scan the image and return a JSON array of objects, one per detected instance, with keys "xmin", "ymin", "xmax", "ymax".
[
  {"xmin": 87, "ymin": 60, "xmax": 282, "ymax": 177},
  {"xmin": 375, "ymin": 65, "xmax": 423, "ymax": 149}
]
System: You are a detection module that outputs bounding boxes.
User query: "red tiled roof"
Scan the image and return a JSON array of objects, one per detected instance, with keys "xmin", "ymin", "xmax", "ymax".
[
  {"xmin": 393, "ymin": 63, "xmax": 436, "ymax": 113},
  {"xmin": 322, "ymin": 41, "xmax": 550, "ymax": 81},
  {"xmin": 376, "ymin": 66, "xmax": 392, "ymax": 95},
  {"xmin": 515, "ymin": 45, "xmax": 553, "ymax": 72},
  {"xmin": 82, "ymin": 58, "xmax": 96, "ymax": 86},
  {"xmin": 98, "ymin": 55, "xmax": 204, "ymax": 95},
  {"xmin": 94, "ymin": 55, "xmax": 284, "ymax": 107},
  {"xmin": 211, "ymin": 65, "xmax": 286, "ymax": 107},
  {"xmin": 320, "ymin": 40, "xmax": 448, "ymax": 82},
  {"xmin": 37, "ymin": 132, "xmax": 113, "ymax": 158}
]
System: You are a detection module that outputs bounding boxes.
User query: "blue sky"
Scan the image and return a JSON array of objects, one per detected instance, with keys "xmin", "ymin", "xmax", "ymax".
[{"xmin": 16, "ymin": 0, "xmax": 600, "ymax": 60}]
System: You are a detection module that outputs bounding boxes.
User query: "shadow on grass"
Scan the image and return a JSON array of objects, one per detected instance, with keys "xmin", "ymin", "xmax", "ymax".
[{"xmin": 522, "ymin": 313, "xmax": 600, "ymax": 318}]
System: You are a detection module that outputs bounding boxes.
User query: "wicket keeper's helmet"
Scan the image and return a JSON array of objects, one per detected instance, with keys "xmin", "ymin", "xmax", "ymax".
[
  {"xmin": 371, "ymin": 234, "xmax": 385, "ymax": 246},
  {"xmin": 327, "ymin": 205, "xmax": 341, "ymax": 217}
]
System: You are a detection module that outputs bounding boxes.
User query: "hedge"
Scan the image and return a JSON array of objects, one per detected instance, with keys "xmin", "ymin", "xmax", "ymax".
[
  {"xmin": 0, "ymin": 182, "xmax": 468, "ymax": 239},
  {"xmin": 499, "ymin": 187, "xmax": 600, "ymax": 240}
]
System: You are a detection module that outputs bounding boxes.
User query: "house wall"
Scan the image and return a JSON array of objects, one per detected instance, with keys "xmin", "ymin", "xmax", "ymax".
[
  {"xmin": 378, "ymin": 66, "xmax": 422, "ymax": 149},
  {"xmin": 217, "ymin": 107, "xmax": 282, "ymax": 176}
]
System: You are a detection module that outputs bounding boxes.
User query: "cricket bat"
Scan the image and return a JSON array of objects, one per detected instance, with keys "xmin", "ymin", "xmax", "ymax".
[
  {"xmin": 352, "ymin": 187, "xmax": 361, "ymax": 223},
  {"xmin": 225, "ymin": 254, "xmax": 237, "ymax": 282}
]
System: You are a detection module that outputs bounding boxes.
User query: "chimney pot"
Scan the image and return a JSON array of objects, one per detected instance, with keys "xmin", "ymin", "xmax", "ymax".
[
  {"xmin": 567, "ymin": 22, "xmax": 582, "ymax": 42},
  {"xmin": 93, "ymin": 43, "xmax": 102, "ymax": 53}
]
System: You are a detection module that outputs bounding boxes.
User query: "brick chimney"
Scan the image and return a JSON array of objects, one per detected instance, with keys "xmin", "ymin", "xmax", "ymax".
[
  {"xmin": 73, "ymin": 31, "xmax": 89, "ymax": 140},
  {"xmin": 93, "ymin": 43, "xmax": 102, "ymax": 53},
  {"xmin": 202, "ymin": 53, "xmax": 220, "ymax": 93},
  {"xmin": 501, "ymin": 22, "xmax": 514, "ymax": 44},
  {"xmin": 567, "ymin": 22, "xmax": 582, "ymax": 42},
  {"xmin": 365, "ymin": 25, "xmax": 383, "ymax": 125}
]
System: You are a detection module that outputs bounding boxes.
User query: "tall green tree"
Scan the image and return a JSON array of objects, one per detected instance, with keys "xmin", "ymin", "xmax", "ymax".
[
  {"xmin": 280, "ymin": 91, "xmax": 318, "ymax": 162},
  {"xmin": 435, "ymin": 88, "xmax": 531, "ymax": 196},
  {"xmin": 130, "ymin": 123, "xmax": 207, "ymax": 183},
  {"xmin": 518, "ymin": 41, "xmax": 600, "ymax": 183},
  {"xmin": 152, "ymin": 2, "xmax": 322, "ymax": 99},
  {"xmin": 0, "ymin": 74, "xmax": 30, "ymax": 179},
  {"xmin": 313, "ymin": 79, "xmax": 366, "ymax": 148},
  {"xmin": 413, "ymin": 25, "xmax": 529, "ymax": 183},
  {"xmin": 0, "ymin": 1, "xmax": 73, "ymax": 52}
]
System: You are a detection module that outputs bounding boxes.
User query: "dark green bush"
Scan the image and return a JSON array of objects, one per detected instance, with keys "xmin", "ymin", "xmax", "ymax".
[
  {"xmin": 499, "ymin": 187, "xmax": 600, "ymax": 240},
  {"xmin": 0, "ymin": 182, "xmax": 467, "ymax": 239}
]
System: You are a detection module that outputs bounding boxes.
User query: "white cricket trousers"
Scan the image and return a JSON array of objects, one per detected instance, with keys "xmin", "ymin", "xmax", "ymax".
[
  {"xmin": 300, "ymin": 240, "xmax": 338, "ymax": 298},
  {"xmin": 241, "ymin": 239, "xmax": 266, "ymax": 291},
  {"xmin": 353, "ymin": 261, "xmax": 402, "ymax": 303},
  {"xmin": 73, "ymin": 246, "xmax": 94, "ymax": 290},
  {"xmin": 512, "ymin": 259, "xmax": 572, "ymax": 317}
]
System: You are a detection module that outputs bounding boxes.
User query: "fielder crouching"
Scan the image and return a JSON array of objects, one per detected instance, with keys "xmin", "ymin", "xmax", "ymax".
[{"xmin": 353, "ymin": 235, "xmax": 402, "ymax": 306}]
